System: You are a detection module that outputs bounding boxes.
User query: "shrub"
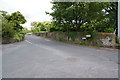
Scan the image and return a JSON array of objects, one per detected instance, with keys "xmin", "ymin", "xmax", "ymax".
[
  {"xmin": 20, "ymin": 28, "xmax": 31, "ymax": 34},
  {"xmin": 68, "ymin": 32, "xmax": 77, "ymax": 41},
  {"xmin": 116, "ymin": 37, "xmax": 120, "ymax": 44},
  {"xmin": 58, "ymin": 37, "xmax": 64, "ymax": 41},
  {"xmin": 13, "ymin": 33, "xmax": 24, "ymax": 41},
  {"xmin": 50, "ymin": 28, "xmax": 60, "ymax": 32},
  {"xmin": 104, "ymin": 28, "xmax": 114, "ymax": 33},
  {"xmin": 88, "ymin": 31, "xmax": 98, "ymax": 41},
  {"xmin": 80, "ymin": 42, "xmax": 89, "ymax": 45},
  {"xmin": 2, "ymin": 20, "xmax": 15, "ymax": 38}
]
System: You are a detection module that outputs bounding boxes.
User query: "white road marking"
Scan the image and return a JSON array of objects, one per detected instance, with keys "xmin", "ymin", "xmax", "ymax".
[
  {"xmin": 96, "ymin": 50, "xmax": 101, "ymax": 51},
  {"xmin": 25, "ymin": 40, "xmax": 33, "ymax": 44},
  {"xmin": 45, "ymin": 39, "xmax": 51, "ymax": 41},
  {"xmin": 25, "ymin": 39, "xmax": 70, "ymax": 58}
]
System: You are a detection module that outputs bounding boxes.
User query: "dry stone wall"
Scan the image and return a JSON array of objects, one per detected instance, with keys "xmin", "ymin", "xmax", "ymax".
[{"xmin": 34, "ymin": 32, "xmax": 116, "ymax": 47}]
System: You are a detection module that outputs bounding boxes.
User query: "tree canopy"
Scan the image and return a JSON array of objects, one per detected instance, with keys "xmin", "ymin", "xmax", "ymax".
[
  {"xmin": 31, "ymin": 21, "xmax": 53, "ymax": 32},
  {"xmin": 46, "ymin": 2, "xmax": 117, "ymax": 33},
  {"xmin": 0, "ymin": 10, "xmax": 27, "ymax": 38}
]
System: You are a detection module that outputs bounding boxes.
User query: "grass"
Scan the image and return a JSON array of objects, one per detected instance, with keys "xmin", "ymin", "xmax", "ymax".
[{"xmin": 79, "ymin": 42, "xmax": 88, "ymax": 45}]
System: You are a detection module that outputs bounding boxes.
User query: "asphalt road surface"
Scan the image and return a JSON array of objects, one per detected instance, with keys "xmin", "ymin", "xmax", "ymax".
[{"xmin": 2, "ymin": 34, "xmax": 118, "ymax": 78}]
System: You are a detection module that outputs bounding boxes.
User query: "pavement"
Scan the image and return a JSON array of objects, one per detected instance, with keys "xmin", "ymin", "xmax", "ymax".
[{"xmin": 2, "ymin": 34, "xmax": 118, "ymax": 78}]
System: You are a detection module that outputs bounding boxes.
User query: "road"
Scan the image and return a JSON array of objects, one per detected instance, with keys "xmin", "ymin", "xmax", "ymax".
[{"xmin": 2, "ymin": 34, "xmax": 118, "ymax": 78}]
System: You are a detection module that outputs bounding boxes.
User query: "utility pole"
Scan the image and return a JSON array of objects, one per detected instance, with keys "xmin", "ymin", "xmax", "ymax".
[
  {"xmin": 115, "ymin": 2, "xmax": 118, "ymax": 37},
  {"xmin": 118, "ymin": 0, "xmax": 120, "ymax": 38}
]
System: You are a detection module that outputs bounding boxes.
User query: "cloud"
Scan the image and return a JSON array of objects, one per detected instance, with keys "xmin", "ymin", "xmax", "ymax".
[{"xmin": 0, "ymin": 0, "xmax": 53, "ymax": 29}]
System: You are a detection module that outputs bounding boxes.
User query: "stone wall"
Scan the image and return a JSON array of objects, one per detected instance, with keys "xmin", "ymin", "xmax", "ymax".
[
  {"xmin": 95, "ymin": 33, "xmax": 116, "ymax": 47},
  {"xmin": 34, "ymin": 32, "xmax": 116, "ymax": 47},
  {"xmin": 2, "ymin": 38, "xmax": 16, "ymax": 44}
]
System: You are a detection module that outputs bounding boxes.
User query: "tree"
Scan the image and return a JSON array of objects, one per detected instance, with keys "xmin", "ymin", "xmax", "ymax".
[
  {"xmin": 31, "ymin": 21, "xmax": 53, "ymax": 32},
  {"xmin": 0, "ymin": 15, "xmax": 15, "ymax": 38},
  {"xmin": 46, "ymin": 2, "xmax": 117, "ymax": 33},
  {"xmin": 0, "ymin": 10, "xmax": 27, "ymax": 39},
  {"xmin": 7, "ymin": 11, "xmax": 26, "ymax": 32},
  {"xmin": 31, "ymin": 21, "xmax": 39, "ymax": 27}
]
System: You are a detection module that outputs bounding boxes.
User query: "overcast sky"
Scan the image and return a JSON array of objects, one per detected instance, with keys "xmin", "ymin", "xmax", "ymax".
[{"xmin": 0, "ymin": 0, "xmax": 53, "ymax": 29}]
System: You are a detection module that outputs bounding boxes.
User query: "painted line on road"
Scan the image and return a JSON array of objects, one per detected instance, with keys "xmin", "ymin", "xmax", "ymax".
[
  {"xmin": 25, "ymin": 39, "xmax": 71, "ymax": 58},
  {"xmin": 45, "ymin": 39, "xmax": 51, "ymax": 41},
  {"xmin": 25, "ymin": 40, "xmax": 41, "ymax": 48},
  {"xmin": 96, "ymin": 50, "xmax": 101, "ymax": 51},
  {"xmin": 25, "ymin": 40, "xmax": 33, "ymax": 45}
]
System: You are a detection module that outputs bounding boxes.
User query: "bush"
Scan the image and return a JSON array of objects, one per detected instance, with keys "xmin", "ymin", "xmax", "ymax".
[
  {"xmin": 80, "ymin": 42, "xmax": 89, "ymax": 45},
  {"xmin": 20, "ymin": 28, "xmax": 31, "ymax": 34},
  {"xmin": 13, "ymin": 33, "xmax": 24, "ymax": 41},
  {"xmin": 2, "ymin": 20, "xmax": 15, "ymax": 38},
  {"xmin": 58, "ymin": 37, "xmax": 64, "ymax": 41},
  {"xmin": 104, "ymin": 28, "xmax": 114, "ymax": 33},
  {"xmin": 68, "ymin": 32, "xmax": 77, "ymax": 41},
  {"xmin": 90, "ymin": 31, "xmax": 98, "ymax": 40},
  {"xmin": 116, "ymin": 37, "xmax": 120, "ymax": 44},
  {"xmin": 50, "ymin": 28, "xmax": 60, "ymax": 32}
]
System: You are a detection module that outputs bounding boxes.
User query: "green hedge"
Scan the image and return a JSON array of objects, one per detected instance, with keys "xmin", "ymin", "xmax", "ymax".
[{"xmin": 13, "ymin": 33, "xmax": 25, "ymax": 41}]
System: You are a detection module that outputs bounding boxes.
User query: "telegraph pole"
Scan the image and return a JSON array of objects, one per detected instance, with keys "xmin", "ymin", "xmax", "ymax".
[{"xmin": 118, "ymin": 0, "xmax": 120, "ymax": 38}]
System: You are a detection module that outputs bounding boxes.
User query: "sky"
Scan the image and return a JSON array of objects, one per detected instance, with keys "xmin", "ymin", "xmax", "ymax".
[{"xmin": 0, "ymin": 0, "xmax": 53, "ymax": 30}]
